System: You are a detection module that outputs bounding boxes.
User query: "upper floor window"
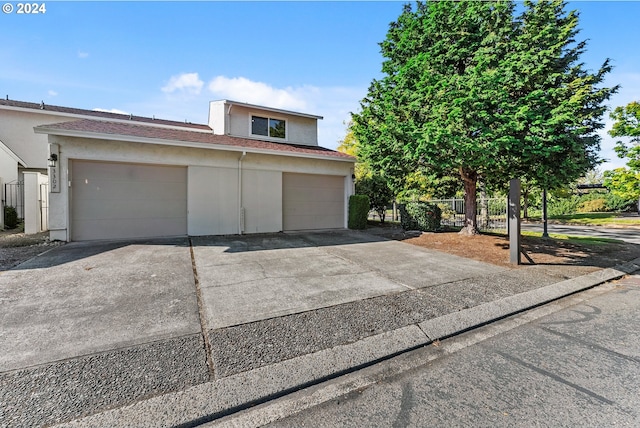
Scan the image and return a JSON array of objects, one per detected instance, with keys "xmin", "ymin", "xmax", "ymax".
[{"xmin": 251, "ymin": 116, "xmax": 286, "ymax": 139}]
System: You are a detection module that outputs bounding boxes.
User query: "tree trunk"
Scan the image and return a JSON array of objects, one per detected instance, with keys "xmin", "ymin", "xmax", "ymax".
[{"xmin": 459, "ymin": 167, "xmax": 479, "ymax": 235}]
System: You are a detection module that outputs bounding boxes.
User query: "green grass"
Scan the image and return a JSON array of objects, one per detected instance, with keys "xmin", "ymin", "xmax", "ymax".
[
  {"xmin": 528, "ymin": 212, "xmax": 640, "ymax": 227},
  {"xmin": 521, "ymin": 230, "xmax": 623, "ymax": 245}
]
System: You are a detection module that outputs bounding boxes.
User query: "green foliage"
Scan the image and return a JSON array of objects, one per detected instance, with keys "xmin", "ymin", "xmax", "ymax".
[
  {"xmin": 437, "ymin": 203, "xmax": 457, "ymax": 223},
  {"xmin": 547, "ymin": 196, "xmax": 579, "ymax": 216},
  {"xmin": 610, "ymin": 101, "xmax": 640, "ymax": 172},
  {"xmin": 348, "ymin": 195, "xmax": 370, "ymax": 230},
  {"xmin": 4, "ymin": 206, "xmax": 18, "ymax": 229},
  {"xmin": 577, "ymin": 199, "xmax": 607, "ymax": 213},
  {"xmin": 356, "ymin": 174, "xmax": 394, "ymax": 223},
  {"xmin": 352, "ymin": 0, "xmax": 617, "ymax": 234},
  {"xmin": 534, "ymin": 189, "xmax": 636, "ymax": 217},
  {"xmin": 398, "ymin": 202, "xmax": 441, "ymax": 232},
  {"xmin": 604, "ymin": 167, "xmax": 640, "ymax": 201},
  {"xmin": 605, "ymin": 192, "xmax": 636, "ymax": 212}
]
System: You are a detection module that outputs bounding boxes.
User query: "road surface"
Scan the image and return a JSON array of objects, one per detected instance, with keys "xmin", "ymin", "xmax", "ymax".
[
  {"xmin": 522, "ymin": 221, "xmax": 640, "ymax": 244},
  {"xmin": 262, "ymin": 277, "xmax": 640, "ymax": 427}
]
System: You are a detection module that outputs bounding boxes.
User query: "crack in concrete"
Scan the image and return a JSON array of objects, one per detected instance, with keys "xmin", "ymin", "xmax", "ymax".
[{"xmin": 189, "ymin": 238, "xmax": 216, "ymax": 381}]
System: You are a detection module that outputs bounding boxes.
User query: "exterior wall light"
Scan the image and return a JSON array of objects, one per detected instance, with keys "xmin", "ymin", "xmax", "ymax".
[{"xmin": 48, "ymin": 153, "xmax": 58, "ymax": 167}]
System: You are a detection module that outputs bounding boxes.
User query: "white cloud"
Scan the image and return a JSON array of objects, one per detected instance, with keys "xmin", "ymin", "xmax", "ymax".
[
  {"xmin": 78, "ymin": 51, "xmax": 89, "ymax": 59},
  {"xmin": 207, "ymin": 76, "xmax": 308, "ymax": 111},
  {"xmin": 93, "ymin": 107, "xmax": 129, "ymax": 115},
  {"xmin": 162, "ymin": 72, "xmax": 204, "ymax": 95},
  {"xmin": 48, "ymin": 90, "xmax": 58, "ymax": 97}
]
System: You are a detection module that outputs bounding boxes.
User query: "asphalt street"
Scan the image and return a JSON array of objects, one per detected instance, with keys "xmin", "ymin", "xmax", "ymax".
[
  {"xmin": 260, "ymin": 276, "xmax": 640, "ymax": 428},
  {"xmin": 522, "ymin": 221, "xmax": 640, "ymax": 244}
]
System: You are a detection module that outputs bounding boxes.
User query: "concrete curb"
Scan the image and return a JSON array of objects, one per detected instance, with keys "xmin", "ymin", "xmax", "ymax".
[
  {"xmin": 54, "ymin": 258, "xmax": 640, "ymax": 428},
  {"xmin": 420, "ymin": 258, "xmax": 640, "ymax": 341}
]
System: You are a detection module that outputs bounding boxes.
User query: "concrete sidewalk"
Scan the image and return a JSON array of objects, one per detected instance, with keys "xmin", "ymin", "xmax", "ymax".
[{"xmin": 1, "ymin": 230, "xmax": 639, "ymax": 427}]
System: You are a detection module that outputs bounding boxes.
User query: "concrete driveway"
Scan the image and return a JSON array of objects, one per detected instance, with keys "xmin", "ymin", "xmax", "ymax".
[
  {"xmin": 192, "ymin": 231, "xmax": 504, "ymax": 329},
  {"xmin": 1, "ymin": 230, "xmax": 505, "ymax": 372},
  {"xmin": 0, "ymin": 230, "xmax": 505, "ymax": 426}
]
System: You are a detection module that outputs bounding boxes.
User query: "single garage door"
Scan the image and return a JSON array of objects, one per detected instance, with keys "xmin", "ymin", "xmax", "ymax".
[
  {"xmin": 282, "ymin": 172, "xmax": 345, "ymax": 231},
  {"xmin": 71, "ymin": 160, "xmax": 187, "ymax": 241}
]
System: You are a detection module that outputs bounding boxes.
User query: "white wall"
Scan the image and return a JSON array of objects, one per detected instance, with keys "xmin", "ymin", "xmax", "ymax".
[
  {"xmin": 188, "ymin": 166, "xmax": 238, "ymax": 236},
  {"xmin": 242, "ymin": 169, "xmax": 282, "ymax": 234},
  {"xmin": 0, "ymin": 146, "xmax": 19, "ymax": 185},
  {"xmin": 47, "ymin": 135, "xmax": 353, "ymax": 241},
  {"xmin": 208, "ymin": 102, "xmax": 226, "ymax": 135},
  {"xmin": 0, "ymin": 108, "xmax": 75, "ymax": 169}
]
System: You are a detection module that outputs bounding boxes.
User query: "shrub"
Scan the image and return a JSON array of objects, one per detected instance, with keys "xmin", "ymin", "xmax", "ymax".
[
  {"xmin": 547, "ymin": 196, "xmax": 579, "ymax": 216},
  {"xmin": 437, "ymin": 203, "xmax": 456, "ymax": 222},
  {"xmin": 355, "ymin": 174, "xmax": 394, "ymax": 223},
  {"xmin": 4, "ymin": 206, "xmax": 18, "ymax": 229},
  {"xmin": 578, "ymin": 198, "xmax": 608, "ymax": 213},
  {"xmin": 605, "ymin": 193, "xmax": 636, "ymax": 212},
  {"xmin": 348, "ymin": 194, "xmax": 370, "ymax": 230},
  {"xmin": 399, "ymin": 202, "xmax": 441, "ymax": 231}
]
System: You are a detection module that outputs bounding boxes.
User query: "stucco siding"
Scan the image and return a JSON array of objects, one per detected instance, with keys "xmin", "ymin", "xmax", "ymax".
[
  {"xmin": 242, "ymin": 169, "xmax": 282, "ymax": 234},
  {"xmin": 209, "ymin": 101, "xmax": 319, "ymax": 146},
  {"xmin": 0, "ymin": 150, "xmax": 19, "ymax": 184},
  {"xmin": 286, "ymin": 115, "xmax": 318, "ymax": 146},
  {"xmin": 188, "ymin": 166, "xmax": 239, "ymax": 236},
  {"xmin": 0, "ymin": 109, "xmax": 74, "ymax": 168}
]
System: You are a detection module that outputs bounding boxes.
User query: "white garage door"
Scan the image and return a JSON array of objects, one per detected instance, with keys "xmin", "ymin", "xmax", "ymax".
[
  {"xmin": 71, "ymin": 160, "xmax": 187, "ymax": 241},
  {"xmin": 282, "ymin": 173, "xmax": 345, "ymax": 231}
]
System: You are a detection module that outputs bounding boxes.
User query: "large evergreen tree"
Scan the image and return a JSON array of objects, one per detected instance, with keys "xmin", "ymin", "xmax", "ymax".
[{"xmin": 352, "ymin": 0, "xmax": 617, "ymax": 234}]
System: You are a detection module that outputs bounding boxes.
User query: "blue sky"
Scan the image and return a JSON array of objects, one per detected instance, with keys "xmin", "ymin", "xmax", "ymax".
[{"xmin": 2, "ymin": 1, "xmax": 639, "ymax": 172}]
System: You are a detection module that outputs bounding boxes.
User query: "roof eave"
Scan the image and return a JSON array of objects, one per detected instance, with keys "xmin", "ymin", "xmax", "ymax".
[
  {"xmin": 215, "ymin": 99, "xmax": 324, "ymax": 120},
  {"xmin": 34, "ymin": 127, "xmax": 355, "ymax": 163}
]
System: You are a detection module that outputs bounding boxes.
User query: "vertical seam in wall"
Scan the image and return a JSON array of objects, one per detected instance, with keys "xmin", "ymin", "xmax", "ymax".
[{"xmin": 189, "ymin": 237, "xmax": 216, "ymax": 381}]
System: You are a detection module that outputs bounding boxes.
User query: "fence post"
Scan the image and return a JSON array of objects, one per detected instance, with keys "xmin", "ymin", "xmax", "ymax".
[{"xmin": 508, "ymin": 179, "xmax": 521, "ymax": 265}]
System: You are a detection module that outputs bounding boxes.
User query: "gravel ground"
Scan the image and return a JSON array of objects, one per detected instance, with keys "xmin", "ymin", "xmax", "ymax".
[{"xmin": 0, "ymin": 229, "xmax": 64, "ymax": 271}]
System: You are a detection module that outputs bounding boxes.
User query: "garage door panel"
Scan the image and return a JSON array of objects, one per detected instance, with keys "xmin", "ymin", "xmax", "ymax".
[
  {"xmin": 71, "ymin": 161, "xmax": 187, "ymax": 241},
  {"xmin": 282, "ymin": 173, "xmax": 344, "ymax": 231},
  {"xmin": 72, "ymin": 218, "xmax": 187, "ymax": 242},
  {"xmin": 72, "ymin": 198, "xmax": 187, "ymax": 221},
  {"xmin": 73, "ymin": 162, "xmax": 185, "ymax": 182}
]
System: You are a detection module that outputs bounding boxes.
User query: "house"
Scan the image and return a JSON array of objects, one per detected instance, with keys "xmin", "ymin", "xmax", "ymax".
[
  {"xmin": 0, "ymin": 98, "xmax": 214, "ymax": 230},
  {"xmin": 32, "ymin": 99, "xmax": 355, "ymax": 241}
]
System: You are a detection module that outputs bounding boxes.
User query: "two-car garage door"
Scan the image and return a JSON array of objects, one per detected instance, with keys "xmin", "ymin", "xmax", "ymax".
[{"xmin": 71, "ymin": 160, "xmax": 187, "ymax": 241}]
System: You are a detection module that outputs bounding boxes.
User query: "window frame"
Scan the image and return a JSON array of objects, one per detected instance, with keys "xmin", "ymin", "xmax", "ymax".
[{"xmin": 250, "ymin": 113, "xmax": 288, "ymax": 141}]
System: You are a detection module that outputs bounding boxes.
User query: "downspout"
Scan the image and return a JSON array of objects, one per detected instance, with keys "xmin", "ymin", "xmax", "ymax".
[{"xmin": 238, "ymin": 151, "xmax": 246, "ymax": 234}]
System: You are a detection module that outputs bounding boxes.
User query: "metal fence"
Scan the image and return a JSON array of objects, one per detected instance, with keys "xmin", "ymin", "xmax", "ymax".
[
  {"xmin": 3, "ymin": 181, "xmax": 24, "ymax": 219},
  {"xmin": 368, "ymin": 198, "xmax": 508, "ymax": 233},
  {"xmin": 429, "ymin": 198, "xmax": 508, "ymax": 232}
]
